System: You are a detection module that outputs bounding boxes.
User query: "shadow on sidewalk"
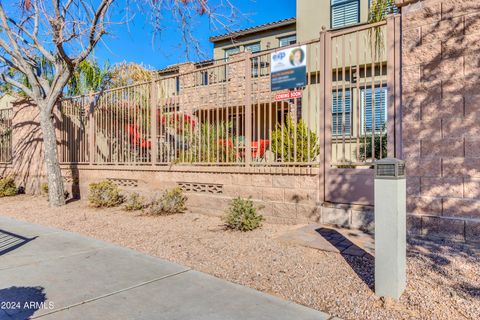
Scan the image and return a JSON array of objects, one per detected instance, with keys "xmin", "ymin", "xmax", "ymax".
[
  {"xmin": 0, "ymin": 286, "xmax": 47, "ymax": 319},
  {"xmin": 0, "ymin": 229, "xmax": 36, "ymax": 256}
]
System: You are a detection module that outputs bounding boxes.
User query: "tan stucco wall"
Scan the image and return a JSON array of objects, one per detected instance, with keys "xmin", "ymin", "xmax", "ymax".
[
  {"xmin": 296, "ymin": 0, "xmax": 371, "ymax": 42},
  {"xmin": 213, "ymin": 0, "xmax": 373, "ymax": 59}
]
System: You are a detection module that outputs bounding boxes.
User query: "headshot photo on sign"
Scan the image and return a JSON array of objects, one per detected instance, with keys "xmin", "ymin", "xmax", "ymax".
[{"xmin": 289, "ymin": 48, "xmax": 305, "ymax": 67}]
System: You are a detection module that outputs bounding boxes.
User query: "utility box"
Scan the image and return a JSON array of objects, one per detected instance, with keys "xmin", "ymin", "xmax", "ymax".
[{"xmin": 374, "ymin": 158, "xmax": 406, "ymax": 300}]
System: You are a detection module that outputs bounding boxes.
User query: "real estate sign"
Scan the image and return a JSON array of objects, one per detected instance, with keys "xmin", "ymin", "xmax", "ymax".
[{"xmin": 270, "ymin": 45, "xmax": 307, "ymax": 91}]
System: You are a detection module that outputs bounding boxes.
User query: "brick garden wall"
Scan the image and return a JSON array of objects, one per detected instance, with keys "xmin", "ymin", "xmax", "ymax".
[
  {"xmin": 69, "ymin": 167, "xmax": 322, "ymax": 225},
  {"xmin": 400, "ymin": 0, "xmax": 480, "ymax": 241}
]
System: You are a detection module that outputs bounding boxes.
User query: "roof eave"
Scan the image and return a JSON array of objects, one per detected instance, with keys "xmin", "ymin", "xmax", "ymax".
[{"xmin": 209, "ymin": 18, "xmax": 296, "ymax": 43}]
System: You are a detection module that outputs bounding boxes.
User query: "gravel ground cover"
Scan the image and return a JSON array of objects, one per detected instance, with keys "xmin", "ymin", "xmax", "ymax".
[{"xmin": 0, "ymin": 195, "xmax": 479, "ymax": 320}]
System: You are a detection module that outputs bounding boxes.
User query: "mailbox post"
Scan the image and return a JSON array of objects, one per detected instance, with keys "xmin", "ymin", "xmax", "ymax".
[{"xmin": 374, "ymin": 158, "xmax": 406, "ymax": 300}]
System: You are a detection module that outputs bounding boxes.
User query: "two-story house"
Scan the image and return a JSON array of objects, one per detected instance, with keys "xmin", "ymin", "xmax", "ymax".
[
  {"xmin": 154, "ymin": 0, "xmax": 392, "ymax": 165},
  {"xmin": 210, "ymin": 0, "xmax": 373, "ymax": 59}
]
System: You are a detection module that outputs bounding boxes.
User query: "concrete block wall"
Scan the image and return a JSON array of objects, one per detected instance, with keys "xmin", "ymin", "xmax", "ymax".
[
  {"xmin": 401, "ymin": 0, "xmax": 480, "ymax": 241},
  {"xmin": 69, "ymin": 168, "xmax": 320, "ymax": 225},
  {"xmin": 67, "ymin": 166, "xmax": 377, "ymax": 228}
]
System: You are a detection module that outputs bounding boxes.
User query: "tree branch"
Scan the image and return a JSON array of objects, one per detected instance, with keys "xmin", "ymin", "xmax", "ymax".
[
  {"xmin": 0, "ymin": 3, "xmax": 43, "ymax": 99},
  {"xmin": 0, "ymin": 73, "xmax": 33, "ymax": 97}
]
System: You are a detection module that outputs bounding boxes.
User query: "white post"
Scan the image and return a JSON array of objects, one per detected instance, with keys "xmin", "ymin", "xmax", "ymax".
[{"xmin": 374, "ymin": 158, "xmax": 406, "ymax": 300}]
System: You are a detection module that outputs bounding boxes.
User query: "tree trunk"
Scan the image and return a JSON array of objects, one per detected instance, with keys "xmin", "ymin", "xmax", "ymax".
[{"xmin": 39, "ymin": 107, "xmax": 66, "ymax": 206}]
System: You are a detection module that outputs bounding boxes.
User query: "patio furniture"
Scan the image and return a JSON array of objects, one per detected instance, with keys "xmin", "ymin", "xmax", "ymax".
[{"xmin": 252, "ymin": 139, "xmax": 269, "ymax": 159}]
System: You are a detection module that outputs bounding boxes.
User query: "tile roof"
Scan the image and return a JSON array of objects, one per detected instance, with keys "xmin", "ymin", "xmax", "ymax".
[
  {"xmin": 209, "ymin": 17, "xmax": 296, "ymax": 42},
  {"xmin": 156, "ymin": 60, "xmax": 215, "ymax": 74}
]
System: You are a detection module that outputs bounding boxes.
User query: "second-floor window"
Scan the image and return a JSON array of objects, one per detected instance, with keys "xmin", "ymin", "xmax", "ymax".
[
  {"xmin": 279, "ymin": 35, "xmax": 296, "ymax": 47},
  {"xmin": 175, "ymin": 76, "xmax": 180, "ymax": 93},
  {"xmin": 244, "ymin": 42, "xmax": 261, "ymax": 53},
  {"xmin": 200, "ymin": 71, "xmax": 208, "ymax": 86},
  {"xmin": 224, "ymin": 47, "xmax": 240, "ymax": 60},
  {"xmin": 331, "ymin": 0, "xmax": 360, "ymax": 29}
]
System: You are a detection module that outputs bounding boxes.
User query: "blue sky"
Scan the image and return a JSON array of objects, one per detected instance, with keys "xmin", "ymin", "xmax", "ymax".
[{"xmin": 94, "ymin": 0, "xmax": 296, "ymax": 70}]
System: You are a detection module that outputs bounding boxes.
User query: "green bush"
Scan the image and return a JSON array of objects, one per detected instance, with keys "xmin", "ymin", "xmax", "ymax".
[
  {"xmin": 40, "ymin": 182, "xmax": 70, "ymax": 199},
  {"xmin": 271, "ymin": 117, "xmax": 319, "ymax": 162},
  {"xmin": 358, "ymin": 133, "xmax": 387, "ymax": 162},
  {"xmin": 179, "ymin": 121, "xmax": 235, "ymax": 163},
  {"xmin": 123, "ymin": 192, "xmax": 146, "ymax": 211},
  {"xmin": 224, "ymin": 197, "xmax": 264, "ymax": 231},
  {"xmin": 0, "ymin": 177, "xmax": 17, "ymax": 197},
  {"xmin": 145, "ymin": 187, "xmax": 187, "ymax": 215},
  {"xmin": 40, "ymin": 182, "xmax": 49, "ymax": 195},
  {"xmin": 88, "ymin": 180, "xmax": 124, "ymax": 208}
]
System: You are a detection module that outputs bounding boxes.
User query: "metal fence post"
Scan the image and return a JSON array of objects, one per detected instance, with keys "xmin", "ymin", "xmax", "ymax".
[
  {"xmin": 88, "ymin": 93, "xmax": 95, "ymax": 165},
  {"xmin": 386, "ymin": 14, "xmax": 402, "ymax": 158},
  {"xmin": 244, "ymin": 52, "xmax": 252, "ymax": 166},
  {"xmin": 323, "ymin": 30, "xmax": 333, "ymax": 203},
  {"xmin": 150, "ymin": 80, "xmax": 158, "ymax": 166},
  {"xmin": 318, "ymin": 30, "xmax": 327, "ymax": 205},
  {"xmin": 53, "ymin": 102, "xmax": 63, "ymax": 163}
]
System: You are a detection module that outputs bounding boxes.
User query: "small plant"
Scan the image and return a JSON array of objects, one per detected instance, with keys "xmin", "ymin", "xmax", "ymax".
[
  {"xmin": 123, "ymin": 192, "xmax": 146, "ymax": 211},
  {"xmin": 40, "ymin": 182, "xmax": 70, "ymax": 199},
  {"xmin": 0, "ymin": 177, "xmax": 17, "ymax": 197},
  {"xmin": 224, "ymin": 197, "xmax": 264, "ymax": 231},
  {"xmin": 358, "ymin": 133, "xmax": 387, "ymax": 161},
  {"xmin": 145, "ymin": 187, "xmax": 187, "ymax": 215},
  {"xmin": 179, "ymin": 121, "xmax": 236, "ymax": 163},
  {"xmin": 40, "ymin": 182, "xmax": 49, "ymax": 195},
  {"xmin": 271, "ymin": 117, "xmax": 319, "ymax": 162},
  {"xmin": 368, "ymin": 0, "xmax": 398, "ymax": 57},
  {"xmin": 88, "ymin": 180, "xmax": 124, "ymax": 208}
]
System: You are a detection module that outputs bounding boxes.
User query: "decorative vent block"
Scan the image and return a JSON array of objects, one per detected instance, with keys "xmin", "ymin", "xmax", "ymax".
[
  {"xmin": 177, "ymin": 182, "xmax": 223, "ymax": 194},
  {"xmin": 107, "ymin": 178, "xmax": 138, "ymax": 188}
]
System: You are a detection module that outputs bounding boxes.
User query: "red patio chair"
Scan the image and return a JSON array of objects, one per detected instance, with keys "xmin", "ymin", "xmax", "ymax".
[
  {"xmin": 217, "ymin": 138, "xmax": 234, "ymax": 149},
  {"xmin": 126, "ymin": 124, "xmax": 152, "ymax": 149},
  {"xmin": 251, "ymin": 139, "xmax": 269, "ymax": 158}
]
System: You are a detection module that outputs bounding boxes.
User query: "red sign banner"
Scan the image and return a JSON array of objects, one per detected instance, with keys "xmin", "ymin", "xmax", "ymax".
[{"xmin": 274, "ymin": 90, "xmax": 302, "ymax": 101}]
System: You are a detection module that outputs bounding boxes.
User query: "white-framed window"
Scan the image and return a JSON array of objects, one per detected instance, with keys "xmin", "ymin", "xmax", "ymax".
[
  {"xmin": 279, "ymin": 34, "xmax": 297, "ymax": 47},
  {"xmin": 200, "ymin": 71, "xmax": 208, "ymax": 86},
  {"xmin": 175, "ymin": 76, "xmax": 180, "ymax": 93},
  {"xmin": 332, "ymin": 89, "xmax": 352, "ymax": 135},
  {"xmin": 244, "ymin": 42, "xmax": 261, "ymax": 53},
  {"xmin": 224, "ymin": 47, "xmax": 240, "ymax": 60},
  {"xmin": 244, "ymin": 43, "xmax": 261, "ymax": 77},
  {"xmin": 360, "ymin": 86, "xmax": 388, "ymax": 135},
  {"xmin": 331, "ymin": 0, "xmax": 360, "ymax": 29}
]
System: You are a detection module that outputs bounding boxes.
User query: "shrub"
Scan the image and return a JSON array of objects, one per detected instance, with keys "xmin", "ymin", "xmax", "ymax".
[
  {"xmin": 123, "ymin": 192, "xmax": 146, "ymax": 211},
  {"xmin": 40, "ymin": 182, "xmax": 49, "ymax": 194},
  {"xmin": 179, "ymin": 121, "xmax": 235, "ymax": 163},
  {"xmin": 145, "ymin": 187, "xmax": 187, "ymax": 215},
  {"xmin": 224, "ymin": 197, "xmax": 264, "ymax": 231},
  {"xmin": 40, "ymin": 182, "xmax": 70, "ymax": 199},
  {"xmin": 271, "ymin": 117, "xmax": 319, "ymax": 162},
  {"xmin": 88, "ymin": 180, "xmax": 124, "ymax": 208},
  {"xmin": 358, "ymin": 133, "xmax": 387, "ymax": 161},
  {"xmin": 0, "ymin": 177, "xmax": 17, "ymax": 197}
]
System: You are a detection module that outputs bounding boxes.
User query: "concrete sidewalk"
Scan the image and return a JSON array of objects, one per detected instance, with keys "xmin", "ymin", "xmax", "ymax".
[{"xmin": 0, "ymin": 216, "xmax": 332, "ymax": 320}]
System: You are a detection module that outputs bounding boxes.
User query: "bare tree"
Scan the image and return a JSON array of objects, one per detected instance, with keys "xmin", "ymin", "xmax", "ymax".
[{"xmin": 0, "ymin": 0, "xmax": 238, "ymax": 206}]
